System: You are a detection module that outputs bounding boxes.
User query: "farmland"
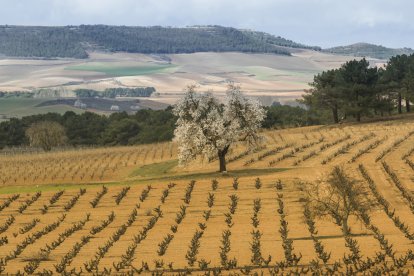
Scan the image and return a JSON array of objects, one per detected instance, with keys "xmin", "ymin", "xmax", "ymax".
[
  {"xmin": 0, "ymin": 97, "xmax": 168, "ymax": 121},
  {"xmin": 0, "ymin": 98, "xmax": 82, "ymax": 120},
  {"xmin": 1, "ymin": 116, "xmax": 414, "ymax": 274},
  {"xmin": 65, "ymin": 63, "xmax": 177, "ymax": 77},
  {"xmin": 0, "ymin": 50, "xmax": 385, "ymax": 121},
  {"xmin": 0, "ymin": 51, "xmax": 384, "ymax": 106}
]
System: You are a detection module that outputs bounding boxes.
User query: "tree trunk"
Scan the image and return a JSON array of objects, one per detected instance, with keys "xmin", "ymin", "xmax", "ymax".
[
  {"xmin": 342, "ymin": 218, "xmax": 349, "ymax": 236},
  {"xmin": 218, "ymin": 151, "xmax": 226, "ymax": 172},
  {"xmin": 406, "ymin": 98, "xmax": 411, "ymax": 112},
  {"xmin": 218, "ymin": 145, "xmax": 229, "ymax": 172},
  {"xmin": 398, "ymin": 93, "xmax": 402, "ymax": 114},
  {"xmin": 332, "ymin": 106, "xmax": 339, "ymax": 124}
]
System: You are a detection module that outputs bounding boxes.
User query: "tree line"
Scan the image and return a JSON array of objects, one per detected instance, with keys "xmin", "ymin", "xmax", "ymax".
[
  {"xmin": 302, "ymin": 54, "xmax": 414, "ymax": 123},
  {"xmin": 0, "ymin": 87, "xmax": 155, "ymax": 99},
  {"xmin": 0, "ymin": 91, "xmax": 33, "ymax": 98},
  {"xmin": 0, "ymin": 105, "xmax": 313, "ymax": 150},
  {"xmin": 0, "ymin": 25, "xmax": 321, "ymax": 58},
  {"xmin": 0, "ymin": 26, "xmax": 88, "ymax": 58},
  {"xmin": 74, "ymin": 87, "xmax": 156, "ymax": 98},
  {"xmin": 0, "ymin": 109, "xmax": 176, "ymax": 149}
]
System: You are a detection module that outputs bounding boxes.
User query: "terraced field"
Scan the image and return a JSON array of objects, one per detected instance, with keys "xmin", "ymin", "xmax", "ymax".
[{"xmin": 1, "ymin": 118, "xmax": 414, "ymax": 274}]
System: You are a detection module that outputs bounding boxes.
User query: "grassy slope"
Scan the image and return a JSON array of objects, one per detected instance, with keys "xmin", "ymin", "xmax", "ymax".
[
  {"xmin": 0, "ymin": 51, "xmax": 359, "ymax": 93},
  {"xmin": 130, "ymin": 159, "xmax": 288, "ymax": 181},
  {"xmin": 65, "ymin": 63, "xmax": 177, "ymax": 77},
  {"xmin": 0, "ymin": 98, "xmax": 82, "ymax": 118}
]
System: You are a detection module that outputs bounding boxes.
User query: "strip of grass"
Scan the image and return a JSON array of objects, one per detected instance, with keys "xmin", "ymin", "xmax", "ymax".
[
  {"xmin": 130, "ymin": 160, "xmax": 178, "ymax": 177},
  {"xmin": 139, "ymin": 167, "xmax": 289, "ymax": 182},
  {"xmin": 66, "ymin": 63, "xmax": 176, "ymax": 77},
  {"xmin": 0, "ymin": 160, "xmax": 289, "ymax": 194},
  {"xmin": 130, "ymin": 160, "xmax": 289, "ymax": 182}
]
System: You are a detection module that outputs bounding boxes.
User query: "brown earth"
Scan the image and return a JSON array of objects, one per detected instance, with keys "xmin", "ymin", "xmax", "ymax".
[{"xmin": 0, "ymin": 117, "xmax": 414, "ymax": 274}]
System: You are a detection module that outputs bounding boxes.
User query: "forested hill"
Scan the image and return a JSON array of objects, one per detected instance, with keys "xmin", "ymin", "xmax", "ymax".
[
  {"xmin": 0, "ymin": 25, "xmax": 320, "ymax": 59},
  {"xmin": 323, "ymin": 43, "xmax": 414, "ymax": 59}
]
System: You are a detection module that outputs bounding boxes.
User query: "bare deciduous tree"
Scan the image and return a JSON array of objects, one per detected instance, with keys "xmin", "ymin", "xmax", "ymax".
[
  {"xmin": 26, "ymin": 121, "xmax": 67, "ymax": 151},
  {"xmin": 173, "ymin": 83, "xmax": 265, "ymax": 172},
  {"xmin": 304, "ymin": 166, "xmax": 372, "ymax": 236}
]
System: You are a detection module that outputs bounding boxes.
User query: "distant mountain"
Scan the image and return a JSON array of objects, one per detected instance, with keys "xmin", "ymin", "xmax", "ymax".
[
  {"xmin": 0, "ymin": 25, "xmax": 318, "ymax": 59},
  {"xmin": 1, "ymin": 25, "xmax": 411, "ymax": 60},
  {"xmin": 323, "ymin": 42, "xmax": 414, "ymax": 59}
]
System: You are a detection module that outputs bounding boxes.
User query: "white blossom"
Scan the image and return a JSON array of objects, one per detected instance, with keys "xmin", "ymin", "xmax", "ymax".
[{"xmin": 173, "ymin": 83, "xmax": 265, "ymax": 171}]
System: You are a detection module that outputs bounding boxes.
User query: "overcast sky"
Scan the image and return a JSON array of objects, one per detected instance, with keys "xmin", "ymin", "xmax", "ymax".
[{"xmin": 1, "ymin": 0, "xmax": 413, "ymax": 48}]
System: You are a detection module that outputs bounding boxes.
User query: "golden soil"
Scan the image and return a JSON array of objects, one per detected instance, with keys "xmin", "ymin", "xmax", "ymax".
[{"xmin": 0, "ymin": 117, "xmax": 414, "ymax": 274}]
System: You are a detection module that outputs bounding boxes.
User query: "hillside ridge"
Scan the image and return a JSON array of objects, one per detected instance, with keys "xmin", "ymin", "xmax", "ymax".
[
  {"xmin": 0, "ymin": 25, "xmax": 320, "ymax": 59},
  {"xmin": 0, "ymin": 25, "xmax": 411, "ymax": 60},
  {"xmin": 323, "ymin": 42, "xmax": 414, "ymax": 59}
]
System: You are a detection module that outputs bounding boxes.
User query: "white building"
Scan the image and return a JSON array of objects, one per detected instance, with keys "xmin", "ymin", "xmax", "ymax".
[
  {"xmin": 74, "ymin": 99, "xmax": 87, "ymax": 109},
  {"xmin": 110, "ymin": 105, "xmax": 120, "ymax": 111}
]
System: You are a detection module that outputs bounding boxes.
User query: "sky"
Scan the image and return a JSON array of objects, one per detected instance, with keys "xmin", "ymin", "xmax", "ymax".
[{"xmin": 1, "ymin": 0, "xmax": 413, "ymax": 48}]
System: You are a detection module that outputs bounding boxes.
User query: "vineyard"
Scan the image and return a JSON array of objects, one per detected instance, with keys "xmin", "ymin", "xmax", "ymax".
[
  {"xmin": 0, "ymin": 143, "xmax": 176, "ymax": 187},
  {"xmin": 1, "ymin": 118, "xmax": 414, "ymax": 274}
]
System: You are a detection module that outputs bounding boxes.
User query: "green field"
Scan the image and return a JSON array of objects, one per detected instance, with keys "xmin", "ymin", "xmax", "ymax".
[
  {"xmin": 65, "ymin": 62, "xmax": 177, "ymax": 76},
  {"xmin": 0, "ymin": 98, "xmax": 82, "ymax": 119}
]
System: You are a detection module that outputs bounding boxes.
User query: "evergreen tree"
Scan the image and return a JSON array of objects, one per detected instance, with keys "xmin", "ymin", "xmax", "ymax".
[
  {"xmin": 382, "ymin": 55, "xmax": 409, "ymax": 113},
  {"xmin": 304, "ymin": 69, "xmax": 345, "ymax": 123},
  {"xmin": 340, "ymin": 58, "xmax": 378, "ymax": 121}
]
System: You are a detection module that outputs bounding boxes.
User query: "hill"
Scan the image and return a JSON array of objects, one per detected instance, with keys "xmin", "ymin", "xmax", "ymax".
[
  {"xmin": 1, "ymin": 25, "xmax": 412, "ymax": 60},
  {"xmin": 0, "ymin": 25, "xmax": 319, "ymax": 59},
  {"xmin": 0, "ymin": 51, "xmax": 370, "ymax": 107},
  {"xmin": 323, "ymin": 42, "xmax": 414, "ymax": 59},
  {"xmin": 0, "ymin": 50, "xmax": 377, "ymax": 121}
]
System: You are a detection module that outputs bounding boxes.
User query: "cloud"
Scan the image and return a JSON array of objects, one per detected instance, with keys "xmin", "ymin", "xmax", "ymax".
[{"xmin": 1, "ymin": 0, "xmax": 413, "ymax": 48}]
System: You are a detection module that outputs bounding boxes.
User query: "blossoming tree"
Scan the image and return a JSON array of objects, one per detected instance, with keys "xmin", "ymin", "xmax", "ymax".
[{"xmin": 173, "ymin": 84, "xmax": 266, "ymax": 172}]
